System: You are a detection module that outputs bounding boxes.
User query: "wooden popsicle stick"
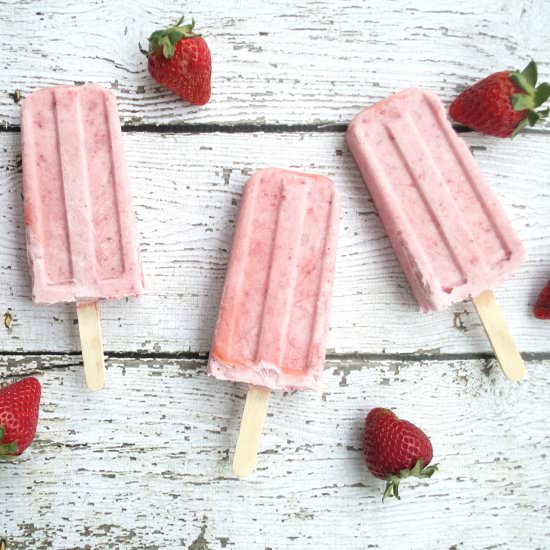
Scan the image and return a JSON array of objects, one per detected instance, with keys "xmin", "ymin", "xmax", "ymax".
[
  {"xmin": 472, "ymin": 290, "xmax": 525, "ymax": 381},
  {"xmin": 233, "ymin": 385, "xmax": 271, "ymax": 477},
  {"xmin": 76, "ymin": 301, "xmax": 105, "ymax": 391}
]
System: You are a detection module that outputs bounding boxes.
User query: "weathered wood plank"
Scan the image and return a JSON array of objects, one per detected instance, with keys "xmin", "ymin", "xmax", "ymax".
[
  {"xmin": 1, "ymin": 0, "xmax": 549, "ymax": 128},
  {"xmin": 0, "ymin": 356, "xmax": 548, "ymax": 549},
  {"xmin": 1, "ymin": 3, "xmax": 548, "ymax": 550},
  {"xmin": 1, "ymin": 131, "xmax": 548, "ymax": 354}
]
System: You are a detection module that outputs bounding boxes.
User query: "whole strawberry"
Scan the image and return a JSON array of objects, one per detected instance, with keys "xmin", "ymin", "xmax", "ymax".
[
  {"xmin": 534, "ymin": 280, "xmax": 550, "ymax": 320},
  {"xmin": 0, "ymin": 377, "xmax": 41, "ymax": 458},
  {"xmin": 364, "ymin": 408, "xmax": 437, "ymax": 500},
  {"xmin": 450, "ymin": 60, "xmax": 550, "ymax": 137},
  {"xmin": 142, "ymin": 16, "xmax": 211, "ymax": 105}
]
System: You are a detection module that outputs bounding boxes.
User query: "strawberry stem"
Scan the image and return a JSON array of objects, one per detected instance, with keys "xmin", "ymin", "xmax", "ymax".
[{"xmin": 509, "ymin": 60, "xmax": 550, "ymax": 137}]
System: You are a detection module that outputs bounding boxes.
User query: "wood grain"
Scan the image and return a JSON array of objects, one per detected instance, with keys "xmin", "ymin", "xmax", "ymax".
[
  {"xmin": 0, "ymin": 355, "xmax": 548, "ymax": 549},
  {"xmin": 1, "ymin": 0, "xmax": 549, "ymax": 128},
  {"xmin": 1, "ymin": 1, "xmax": 549, "ymax": 549},
  {"xmin": 1, "ymin": 131, "xmax": 548, "ymax": 355}
]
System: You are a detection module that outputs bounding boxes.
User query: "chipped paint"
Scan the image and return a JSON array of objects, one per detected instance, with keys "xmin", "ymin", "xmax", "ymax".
[
  {"xmin": 452, "ymin": 310, "xmax": 470, "ymax": 332},
  {"xmin": 3, "ymin": 312, "xmax": 12, "ymax": 330},
  {"xmin": 0, "ymin": 130, "xmax": 545, "ymax": 355},
  {"xmin": 0, "ymin": 356, "xmax": 547, "ymax": 548},
  {"xmin": 0, "ymin": 3, "xmax": 549, "ymax": 129},
  {"xmin": 189, "ymin": 523, "xmax": 210, "ymax": 550},
  {"xmin": 8, "ymin": 89, "xmax": 21, "ymax": 104}
]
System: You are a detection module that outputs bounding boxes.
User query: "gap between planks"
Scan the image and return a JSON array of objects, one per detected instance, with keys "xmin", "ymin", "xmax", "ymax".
[
  {"xmin": 1, "ymin": 122, "xmax": 549, "ymax": 135},
  {"xmin": 2, "ymin": 351, "xmax": 550, "ymax": 362}
]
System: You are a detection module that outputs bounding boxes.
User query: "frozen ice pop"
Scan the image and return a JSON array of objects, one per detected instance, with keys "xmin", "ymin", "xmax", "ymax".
[
  {"xmin": 208, "ymin": 168, "xmax": 340, "ymax": 475},
  {"xmin": 347, "ymin": 88, "xmax": 526, "ymax": 379},
  {"xmin": 21, "ymin": 84, "xmax": 143, "ymax": 389}
]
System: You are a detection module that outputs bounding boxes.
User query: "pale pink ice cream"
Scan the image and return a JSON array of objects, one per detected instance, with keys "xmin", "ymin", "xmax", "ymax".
[
  {"xmin": 20, "ymin": 84, "xmax": 143, "ymax": 304},
  {"xmin": 208, "ymin": 168, "xmax": 340, "ymax": 391},
  {"xmin": 347, "ymin": 88, "xmax": 525, "ymax": 312}
]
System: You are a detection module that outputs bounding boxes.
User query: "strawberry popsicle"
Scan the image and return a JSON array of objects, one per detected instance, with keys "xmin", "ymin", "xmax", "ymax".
[
  {"xmin": 347, "ymin": 88, "xmax": 526, "ymax": 379},
  {"xmin": 209, "ymin": 168, "xmax": 340, "ymax": 475},
  {"xmin": 21, "ymin": 84, "xmax": 143, "ymax": 389}
]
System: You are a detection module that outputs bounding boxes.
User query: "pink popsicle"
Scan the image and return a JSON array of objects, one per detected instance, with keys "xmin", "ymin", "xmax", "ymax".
[
  {"xmin": 209, "ymin": 168, "xmax": 340, "ymax": 391},
  {"xmin": 20, "ymin": 84, "xmax": 143, "ymax": 389},
  {"xmin": 346, "ymin": 88, "xmax": 525, "ymax": 312},
  {"xmin": 347, "ymin": 88, "xmax": 526, "ymax": 380},
  {"xmin": 21, "ymin": 84, "xmax": 143, "ymax": 304}
]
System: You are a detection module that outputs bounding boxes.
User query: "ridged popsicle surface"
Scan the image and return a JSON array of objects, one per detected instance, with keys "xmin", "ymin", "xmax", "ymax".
[
  {"xmin": 21, "ymin": 84, "xmax": 143, "ymax": 304},
  {"xmin": 209, "ymin": 168, "xmax": 340, "ymax": 391},
  {"xmin": 347, "ymin": 88, "xmax": 525, "ymax": 312}
]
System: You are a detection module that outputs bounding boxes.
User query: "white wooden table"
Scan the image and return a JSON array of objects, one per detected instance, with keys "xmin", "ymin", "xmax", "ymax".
[{"xmin": 1, "ymin": 1, "xmax": 549, "ymax": 548}]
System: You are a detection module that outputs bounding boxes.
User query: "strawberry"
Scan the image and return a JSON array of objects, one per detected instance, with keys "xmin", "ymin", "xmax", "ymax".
[
  {"xmin": 364, "ymin": 408, "xmax": 437, "ymax": 500},
  {"xmin": 450, "ymin": 60, "xmax": 550, "ymax": 137},
  {"xmin": 141, "ymin": 16, "xmax": 211, "ymax": 106},
  {"xmin": 534, "ymin": 280, "xmax": 550, "ymax": 320},
  {"xmin": 0, "ymin": 377, "xmax": 41, "ymax": 458}
]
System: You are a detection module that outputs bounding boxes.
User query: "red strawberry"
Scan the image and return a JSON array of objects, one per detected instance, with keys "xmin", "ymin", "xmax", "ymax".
[
  {"xmin": 141, "ymin": 16, "xmax": 211, "ymax": 105},
  {"xmin": 364, "ymin": 408, "xmax": 437, "ymax": 500},
  {"xmin": 450, "ymin": 60, "xmax": 550, "ymax": 137},
  {"xmin": 0, "ymin": 377, "xmax": 41, "ymax": 458},
  {"xmin": 534, "ymin": 280, "xmax": 550, "ymax": 320}
]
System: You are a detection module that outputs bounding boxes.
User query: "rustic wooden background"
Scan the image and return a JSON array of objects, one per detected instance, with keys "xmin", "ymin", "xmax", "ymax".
[{"xmin": 1, "ymin": 0, "xmax": 549, "ymax": 548}]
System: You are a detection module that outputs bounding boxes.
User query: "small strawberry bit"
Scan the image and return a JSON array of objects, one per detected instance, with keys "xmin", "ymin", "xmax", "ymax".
[
  {"xmin": 450, "ymin": 60, "xmax": 550, "ymax": 138},
  {"xmin": 364, "ymin": 407, "xmax": 438, "ymax": 501},
  {"xmin": 534, "ymin": 280, "xmax": 550, "ymax": 320},
  {"xmin": 0, "ymin": 377, "xmax": 41, "ymax": 459},
  {"xmin": 141, "ymin": 16, "xmax": 212, "ymax": 106}
]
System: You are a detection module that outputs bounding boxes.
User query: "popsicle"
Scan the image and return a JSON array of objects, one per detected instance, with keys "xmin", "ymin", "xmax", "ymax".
[
  {"xmin": 346, "ymin": 88, "xmax": 526, "ymax": 380},
  {"xmin": 208, "ymin": 168, "xmax": 340, "ymax": 475},
  {"xmin": 21, "ymin": 84, "xmax": 143, "ymax": 390}
]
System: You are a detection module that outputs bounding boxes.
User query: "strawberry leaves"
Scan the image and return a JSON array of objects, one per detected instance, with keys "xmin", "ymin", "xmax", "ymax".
[
  {"xmin": 0, "ymin": 425, "xmax": 19, "ymax": 459},
  {"xmin": 383, "ymin": 459, "xmax": 439, "ymax": 501},
  {"xmin": 510, "ymin": 60, "xmax": 537, "ymax": 93},
  {"xmin": 534, "ymin": 83, "xmax": 550, "ymax": 106},
  {"xmin": 509, "ymin": 60, "xmax": 550, "ymax": 137},
  {"xmin": 141, "ymin": 15, "xmax": 198, "ymax": 59}
]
